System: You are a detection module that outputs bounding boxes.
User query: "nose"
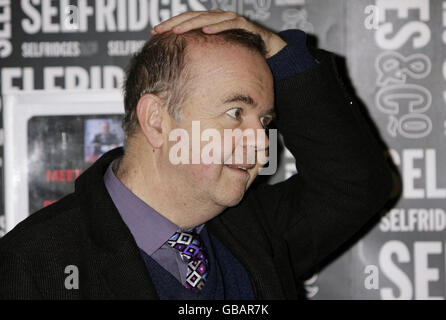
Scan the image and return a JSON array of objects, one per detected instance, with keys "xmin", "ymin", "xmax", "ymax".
[
  {"xmin": 233, "ymin": 117, "xmax": 269, "ymax": 166},
  {"xmin": 241, "ymin": 116, "xmax": 269, "ymax": 151}
]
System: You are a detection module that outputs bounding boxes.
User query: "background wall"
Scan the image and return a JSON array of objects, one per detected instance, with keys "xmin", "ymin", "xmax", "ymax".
[{"xmin": 0, "ymin": 0, "xmax": 445, "ymax": 299}]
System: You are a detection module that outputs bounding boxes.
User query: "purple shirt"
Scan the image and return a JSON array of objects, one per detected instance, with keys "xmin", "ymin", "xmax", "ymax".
[{"xmin": 104, "ymin": 158, "xmax": 204, "ymax": 284}]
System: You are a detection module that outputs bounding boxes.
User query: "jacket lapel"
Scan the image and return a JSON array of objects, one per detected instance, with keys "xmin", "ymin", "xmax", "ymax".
[
  {"xmin": 75, "ymin": 148, "xmax": 158, "ymax": 299},
  {"xmin": 98, "ymin": 239, "xmax": 158, "ymax": 299},
  {"xmin": 207, "ymin": 212, "xmax": 286, "ymax": 299}
]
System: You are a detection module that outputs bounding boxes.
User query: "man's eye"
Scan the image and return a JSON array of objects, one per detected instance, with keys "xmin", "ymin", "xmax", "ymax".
[
  {"xmin": 260, "ymin": 116, "xmax": 272, "ymax": 128},
  {"xmin": 226, "ymin": 108, "xmax": 242, "ymax": 120}
]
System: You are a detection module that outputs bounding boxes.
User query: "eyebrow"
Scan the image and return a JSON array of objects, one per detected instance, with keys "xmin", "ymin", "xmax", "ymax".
[
  {"xmin": 221, "ymin": 92, "xmax": 276, "ymax": 119},
  {"xmin": 222, "ymin": 93, "xmax": 257, "ymax": 107}
]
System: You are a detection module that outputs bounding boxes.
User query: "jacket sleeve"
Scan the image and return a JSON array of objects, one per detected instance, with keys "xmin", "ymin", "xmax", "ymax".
[{"xmin": 250, "ymin": 47, "xmax": 393, "ymax": 280}]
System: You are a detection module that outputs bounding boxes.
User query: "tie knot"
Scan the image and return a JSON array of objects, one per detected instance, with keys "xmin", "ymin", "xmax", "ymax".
[{"xmin": 167, "ymin": 231, "xmax": 206, "ymax": 262}]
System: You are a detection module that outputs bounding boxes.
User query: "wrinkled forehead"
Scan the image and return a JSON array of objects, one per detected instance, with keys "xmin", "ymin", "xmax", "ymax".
[{"xmin": 184, "ymin": 41, "xmax": 274, "ymax": 102}]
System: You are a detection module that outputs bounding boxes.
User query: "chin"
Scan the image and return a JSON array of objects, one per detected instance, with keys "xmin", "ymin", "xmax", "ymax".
[
  {"xmin": 208, "ymin": 167, "xmax": 253, "ymax": 208},
  {"xmin": 214, "ymin": 189, "xmax": 246, "ymax": 208}
]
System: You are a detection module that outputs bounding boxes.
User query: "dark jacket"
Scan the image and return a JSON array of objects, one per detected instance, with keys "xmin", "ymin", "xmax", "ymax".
[{"xmin": 0, "ymin": 48, "xmax": 393, "ymax": 299}]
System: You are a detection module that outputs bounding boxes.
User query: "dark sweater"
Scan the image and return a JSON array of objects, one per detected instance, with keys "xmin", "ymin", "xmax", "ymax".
[
  {"xmin": 139, "ymin": 226, "xmax": 255, "ymax": 300},
  {"xmin": 0, "ymin": 47, "xmax": 393, "ymax": 299}
]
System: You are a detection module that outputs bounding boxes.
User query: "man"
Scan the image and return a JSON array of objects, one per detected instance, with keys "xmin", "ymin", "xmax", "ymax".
[
  {"xmin": 91, "ymin": 121, "xmax": 119, "ymax": 159},
  {"xmin": 0, "ymin": 10, "xmax": 393, "ymax": 299}
]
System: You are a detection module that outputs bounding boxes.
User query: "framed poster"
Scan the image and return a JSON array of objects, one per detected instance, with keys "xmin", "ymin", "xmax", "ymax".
[{"xmin": 3, "ymin": 90, "xmax": 124, "ymax": 232}]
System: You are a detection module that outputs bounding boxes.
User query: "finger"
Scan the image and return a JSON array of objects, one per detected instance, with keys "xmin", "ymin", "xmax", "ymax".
[
  {"xmin": 170, "ymin": 10, "xmax": 238, "ymax": 33},
  {"xmin": 202, "ymin": 16, "xmax": 250, "ymax": 34},
  {"xmin": 153, "ymin": 11, "xmax": 204, "ymax": 33}
]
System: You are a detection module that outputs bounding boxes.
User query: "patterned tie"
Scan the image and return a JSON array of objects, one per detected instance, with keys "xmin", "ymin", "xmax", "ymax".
[{"xmin": 167, "ymin": 230, "xmax": 209, "ymax": 292}]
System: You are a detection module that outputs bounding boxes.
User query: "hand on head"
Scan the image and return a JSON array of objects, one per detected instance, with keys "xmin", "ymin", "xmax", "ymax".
[{"xmin": 150, "ymin": 9, "xmax": 287, "ymax": 58}]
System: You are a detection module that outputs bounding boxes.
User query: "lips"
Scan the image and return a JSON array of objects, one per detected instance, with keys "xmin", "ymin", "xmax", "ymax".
[
  {"xmin": 224, "ymin": 164, "xmax": 254, "ymax": 180},
  {"xmin": 225, "ymin": 164, "xmax": 255, "ymax": 171}
]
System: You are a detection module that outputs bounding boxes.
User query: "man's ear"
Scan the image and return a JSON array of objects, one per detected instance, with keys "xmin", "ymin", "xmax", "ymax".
[{"xmin": 136, "ymin": 94, "xmax": 165, "ymax": 149}]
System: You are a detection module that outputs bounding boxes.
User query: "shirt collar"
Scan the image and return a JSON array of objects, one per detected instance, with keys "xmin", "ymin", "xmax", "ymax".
[{"xmin": 104, "ymin": 158, "xmax": 203, "ymax": 255}]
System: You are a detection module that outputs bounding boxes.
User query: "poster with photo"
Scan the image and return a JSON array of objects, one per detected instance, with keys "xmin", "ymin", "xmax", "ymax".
[
  {"xmin": 3, "ymin": 90, "xmax": 123, "ymax": 232},
  {"xmin": 27, "ymin": 115, "xmax": 124, "ymax": 214}
]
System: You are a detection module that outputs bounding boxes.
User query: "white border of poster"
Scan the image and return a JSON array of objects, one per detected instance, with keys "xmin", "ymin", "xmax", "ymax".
[{"xmin": 3, "ymin": 90, "xmax": 123, "ymax": 233}]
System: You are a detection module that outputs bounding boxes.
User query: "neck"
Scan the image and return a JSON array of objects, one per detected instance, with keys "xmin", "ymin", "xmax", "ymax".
[{"xmin": 115, "ymin": 137, "xmax": 224, "ymax": 229}]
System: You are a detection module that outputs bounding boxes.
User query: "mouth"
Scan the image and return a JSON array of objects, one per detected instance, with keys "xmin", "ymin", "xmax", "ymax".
[{"xmin": 224, "ymin": 164, "xmax": 254, "ymax": 177}]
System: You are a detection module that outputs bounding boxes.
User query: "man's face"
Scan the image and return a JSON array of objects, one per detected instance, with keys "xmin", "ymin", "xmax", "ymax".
[
  {"xmin": 161, "ymin": 42, "xmax": 274, "ymax": 209},
  {"xmin": 102, "ymin": 122, "xmax": 110, "ymax": 135}
]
